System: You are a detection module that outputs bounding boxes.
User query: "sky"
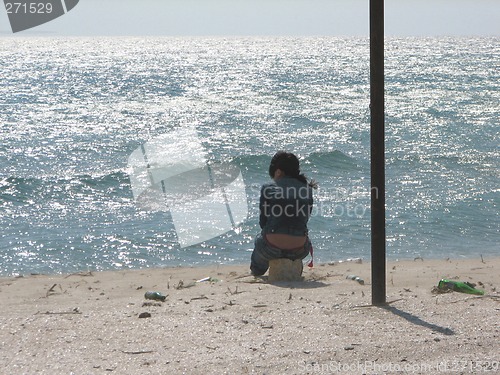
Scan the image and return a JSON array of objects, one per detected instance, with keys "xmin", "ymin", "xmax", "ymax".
[{"xmin": 1, "ymin": 0, "xmax": 499, "ymax": 37}]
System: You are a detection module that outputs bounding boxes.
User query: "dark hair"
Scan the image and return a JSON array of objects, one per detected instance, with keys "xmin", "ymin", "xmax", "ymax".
[{"xmin": 268, "ymin": 151, "xmax": 317, "ymax": 188}]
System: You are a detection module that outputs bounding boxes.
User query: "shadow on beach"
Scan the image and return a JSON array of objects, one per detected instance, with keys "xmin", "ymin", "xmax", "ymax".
[
  {"xmin": 382, "ymin": 305, "xmax": 455, "ymax": 336},
  {"xmin": 259, "ymin": 277, "xmax": 330, "ymax": 289}
]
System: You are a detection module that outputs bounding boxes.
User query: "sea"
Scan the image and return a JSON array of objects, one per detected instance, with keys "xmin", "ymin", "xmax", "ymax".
[{"xmin": 0, "ymin": 37, "xmax": 498, "ymax": 276}]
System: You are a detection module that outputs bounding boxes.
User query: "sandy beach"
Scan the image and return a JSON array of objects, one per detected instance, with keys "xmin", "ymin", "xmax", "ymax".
[{"xmin": 0, "ymin": 256, "xmax": 499, "ymax": 375}]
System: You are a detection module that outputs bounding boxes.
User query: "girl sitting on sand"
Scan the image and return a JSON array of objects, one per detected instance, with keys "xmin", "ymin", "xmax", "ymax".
[{"xmin": 250, "ymin": 151, "xmax": 316, "ymax": 276}]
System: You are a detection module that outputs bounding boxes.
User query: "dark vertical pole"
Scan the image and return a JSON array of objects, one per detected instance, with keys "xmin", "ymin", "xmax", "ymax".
[{"xmin": 370, "ymin": 0, "xmax": 386, "ymax": 305}]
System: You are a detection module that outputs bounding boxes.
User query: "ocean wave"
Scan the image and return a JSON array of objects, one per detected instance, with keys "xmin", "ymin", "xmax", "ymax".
[
  {"xmin": 0, "ymin": 172, "xmax": 131, "ymax": 205},
  {"xmin": 305, "ymin": 150, "xmax": 362, "ymax": 172},
  {"xmin": 229, "ymin": 150, "xmax": 361, "ymax": 174},
  {"xmin": 1, "ymin": 151, "xmax": 362, "ymax": 206}
]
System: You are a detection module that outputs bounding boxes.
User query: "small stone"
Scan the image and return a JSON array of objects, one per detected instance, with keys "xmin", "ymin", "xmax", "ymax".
[
  {"xmin": 433, "ymin": 337, "xmax": 441, "ymax": 342},
  {"xmin": 344, "ymin": 346, "xmax": 354, "ymax": 351},
  {"xmin": 138, "ymin": 312, "xmax": 151, "ymax": 318}
]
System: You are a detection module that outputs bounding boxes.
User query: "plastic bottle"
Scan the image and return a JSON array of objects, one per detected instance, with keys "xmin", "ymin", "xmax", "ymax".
[
  {"xmin": 144, "ymin": 291, "xmax": 167, "ymax": 301},
  {"xmin": 437, "ymin": 279, "xmax": 484, "ymax": 295},
  {"xmin": 346, "ymin": 275, "xmax": 364, "ymax": 285}
]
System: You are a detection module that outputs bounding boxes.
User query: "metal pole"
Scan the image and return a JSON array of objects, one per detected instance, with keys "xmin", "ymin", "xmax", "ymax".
[{"xmin": 370, "ymin": 0, "xmax": 386, "ymax": 305}]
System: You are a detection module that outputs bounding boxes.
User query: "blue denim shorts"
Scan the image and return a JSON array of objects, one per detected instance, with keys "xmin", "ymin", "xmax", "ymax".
[{"xmin": 250, "ymin": 232, "xmax": 311, "ymax": 276}]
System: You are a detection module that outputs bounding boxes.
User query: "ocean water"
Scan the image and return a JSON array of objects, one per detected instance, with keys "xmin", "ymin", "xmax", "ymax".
[{"xmin": 0, "ymin": 37, "xmax": 498, "ymax": 276}]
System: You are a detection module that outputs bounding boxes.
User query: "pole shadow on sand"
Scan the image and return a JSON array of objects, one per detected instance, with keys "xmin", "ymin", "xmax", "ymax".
[{"xmin": 381, "ymin": 305, "xmax": 455, "ymax": 336}]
